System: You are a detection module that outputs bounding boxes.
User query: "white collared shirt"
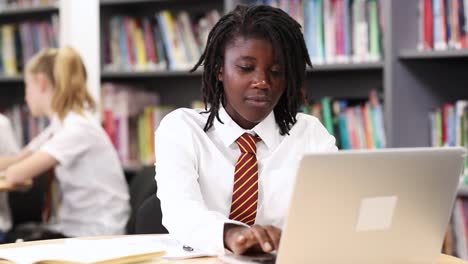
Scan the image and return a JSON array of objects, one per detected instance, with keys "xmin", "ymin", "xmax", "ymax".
[
  {"xmin": 26, "ymin": 111, "xmax": 130, "ymax": 237},
  {"xmin": 155, "ymin": 107, "xmax": 337, "ymax": 253},
  {"xmin": 0, "ymin": 114, "xmax": 20, "ymax": 232}
]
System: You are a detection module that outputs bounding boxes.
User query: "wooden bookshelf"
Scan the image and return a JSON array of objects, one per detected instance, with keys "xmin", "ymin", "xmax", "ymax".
[
  {"xmin": 0, "ymin": 75, "xmax": 23, "ymax": 83},
  {"xmin": 0, "ymin": 4, "xmax": 58, "ymax": 17},
  {"xmin": 100, "ymin": 63, "xmax": 382, "ymax": 80},
  {"xmin": 101, "ymin": 70, "xmax": 203, "ymax": 79},
  {"xmin": 399, "ymin": 49, "xmax": 468, "ymax": 60},
  {"xmin": 100, "ymin": 0, "xmax": 188, "ymax": 6},
  {"xmin": 310, "ymin": 62, "xmax": 383, "ymax": 72}
]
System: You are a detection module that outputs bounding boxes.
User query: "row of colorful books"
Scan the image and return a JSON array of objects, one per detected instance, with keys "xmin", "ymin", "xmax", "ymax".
[
  {"xmin": 0, "ymin": 0, "xmax": 56, "ymax": 9},
  {"xmin": 1, "ymin": 104, "xmax": 48, "ymax": 147},
  {"xmin": 101, "ymin": 83, "xmax": 174, "ymax": 167},
  {"xmin": 243, "ymin": 0, "xmax": 384, "ymax": 64},
  {"xmin": 429, "ymin": 101, "xmax": 468, "ymax": 177},
  {"xmin": 101, "ymin": 10, "xmax": 220, "ymax": 72},
  {"xmin": 418, "ymin": 0, "xmax": 468, "ymax": 51},
  {"xmin": 0, "ymin": 16, "xmax": 58, "ymax": 76},
  {"xmin": 443, "ymin": 197, "xmax": 468, "ymax": 260},
  {"xmin": 430, "ymin": 101, "xmax": 468, "ymax": 147},
  {"xmin": 303, "ymin": 90, "xmax": 386, "ymax": 150}
]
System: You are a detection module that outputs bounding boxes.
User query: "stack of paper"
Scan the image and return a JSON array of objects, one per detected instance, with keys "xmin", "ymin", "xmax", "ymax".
[{"xmin": 0, "ymin": 235, "xmax": 214, "ymax": 264}]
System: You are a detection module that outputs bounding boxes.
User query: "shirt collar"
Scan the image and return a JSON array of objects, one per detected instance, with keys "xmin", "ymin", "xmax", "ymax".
[{"xmin": 213, "ymin": 106, "xmax": 280, "ymax": 150}]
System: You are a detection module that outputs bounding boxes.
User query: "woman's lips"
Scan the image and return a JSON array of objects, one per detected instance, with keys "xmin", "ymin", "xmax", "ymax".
[{"xmin": 245, "ymin": 96, "xmax": 271, "ymax": 108}]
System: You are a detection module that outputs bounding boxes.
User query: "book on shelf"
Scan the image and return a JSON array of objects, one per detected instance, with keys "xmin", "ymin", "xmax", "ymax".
[
  {"xmin": 101, "ymin": 83, "xmax": 174, "ymax": 168},
  {"xmin": 443, "ymin": 197, "xmax": 468, "ymax": 260},
  {"xmin": 429, "ymin": 100, "xmax": 468, "ymax": 176},
  {"xmin": 1, "ymin": 104, "xmax": 48, "ymax": 147},
  {"xmin": 0, "ymin": 15, "xmax": 58, "ymax": 76},
  {"xmin": 302, "ymin": 90, "xmax": 385, "ymax": 150},
  {"xmin": 418, "ymin": 0, "xmax": 468, "ymax": 51},
  {"xmin": 102, "ymin": 9, "xmax": 220, "ymax": 72},
  {"xmin": 242, "ymin": 0, "xmax": 384, "ymax": 65}
]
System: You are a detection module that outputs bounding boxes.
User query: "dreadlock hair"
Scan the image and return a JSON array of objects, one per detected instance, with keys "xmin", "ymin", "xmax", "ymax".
[{"xmin": 191, "ymin": 4, "xmax": 312, "ymax": 135}]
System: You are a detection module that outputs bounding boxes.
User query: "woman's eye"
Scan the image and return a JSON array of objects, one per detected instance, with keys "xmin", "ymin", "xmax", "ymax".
[
  {"xmin": 237, "ymin": 65, "xmax": 253, "ymax": 72},
  {"xmin": 270, "ymin": 68, "xmax": 283, "ymax": 76}
]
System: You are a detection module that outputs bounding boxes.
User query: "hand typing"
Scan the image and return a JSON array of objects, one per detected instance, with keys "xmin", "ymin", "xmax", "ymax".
[{"xmin": 224, "ymin": 224, "xmax": 281, "ymax": 255}]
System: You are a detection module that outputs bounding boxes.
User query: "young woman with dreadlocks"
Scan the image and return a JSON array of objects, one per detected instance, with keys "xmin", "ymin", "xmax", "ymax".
[{"xmin": 154, "ymin": 5, "xmax": 337, "ymax": 255}]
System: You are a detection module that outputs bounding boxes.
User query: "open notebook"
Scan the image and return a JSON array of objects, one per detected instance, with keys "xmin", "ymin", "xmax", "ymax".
[{"xmin": 0, "ymin": 235, "xmax": 213, "ymax": 264}]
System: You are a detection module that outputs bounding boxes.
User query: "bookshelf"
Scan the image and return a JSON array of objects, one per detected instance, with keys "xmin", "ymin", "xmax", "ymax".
[
  {"xmin": 101, "ymin": 69, "xmax": 203, "ymax": 79},
  {"xmin": 0, "ymin": 4, "xmax": 58, "ymax": 17},
  {"xmin": 310, "ymin": 62, "xmax": 384, "ymax": 71},
  {"xmin": 0, "ymin": 1, "xmax": 59, "ymax": 111},
  {"xmin": 399, "ymin": 49, "xmax": 468, "ymax": 59},
  {"xmin": 0, "ymin": 75, "xmax": 23, "ymax": 82},
  {"xmin": 99, "ymin": 0, "xmax": 386, "ymax": 169},
  {"xmin": 386, "ymin": 0, "xmax": 468, "ymax": 148}
]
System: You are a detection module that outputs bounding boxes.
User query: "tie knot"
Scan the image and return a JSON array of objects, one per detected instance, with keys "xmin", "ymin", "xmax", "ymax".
[{"xmin": 236, "ymin": 133, "xmax": 261, "ymax": 154}]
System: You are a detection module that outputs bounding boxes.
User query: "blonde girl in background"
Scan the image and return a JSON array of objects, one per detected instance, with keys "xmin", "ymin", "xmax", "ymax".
[{"xmin": 0, "ymin": 46, "xmax": 130, "ymax": 241}]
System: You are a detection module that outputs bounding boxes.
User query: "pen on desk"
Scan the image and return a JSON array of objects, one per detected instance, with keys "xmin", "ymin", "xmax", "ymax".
[{"xmin": 182, "ymin": 245, "xmax": 194, "ymax": 252}]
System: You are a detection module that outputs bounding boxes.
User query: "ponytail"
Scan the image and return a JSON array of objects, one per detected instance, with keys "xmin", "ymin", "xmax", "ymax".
[{"xmin": 51, "ymin": 46, "xmax": 96, "ymax": 120}]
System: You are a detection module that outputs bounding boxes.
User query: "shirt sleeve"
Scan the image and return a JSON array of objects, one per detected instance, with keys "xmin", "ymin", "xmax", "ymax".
[
  {"xmin": 40, "ymin": 122, "xmax": 93, "ymax": 167},
  {"xmin": 311, "ymin": 117, "xmax": 338, "ymax": 152},
  {"xmin": 155, "ymin": 112, "xmax": 242, "ymax": 254},
  {"xmin": 26, "ymin": 125, "xmax": 54, "ymax": 152},
  {"xmin": 0, "ymin": 115, "xmax": 20, "ymax": 155}
]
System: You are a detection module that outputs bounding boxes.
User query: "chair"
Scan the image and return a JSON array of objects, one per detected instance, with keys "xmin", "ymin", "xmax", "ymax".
[
  {"xmin": 135, "ymin": 195, "xmax": 168, "ymax": 234},
  {"xmin": 8, "ymin": 174, "xmax": 47, "ymax": 225},
  {"xmin": 126, "ymin": 166, "xmax": 167, "ymax": 234}
]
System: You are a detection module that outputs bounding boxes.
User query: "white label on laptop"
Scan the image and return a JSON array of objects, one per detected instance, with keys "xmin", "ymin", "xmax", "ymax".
[{"xmin": 356, "ymin": 196, "xmax": 397, "ymax": 232}]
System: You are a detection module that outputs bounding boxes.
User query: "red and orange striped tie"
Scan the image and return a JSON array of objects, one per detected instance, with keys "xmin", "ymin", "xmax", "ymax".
[{"xmin": 229, "ymin": 133, "xmax": 261, "ymax": 226}]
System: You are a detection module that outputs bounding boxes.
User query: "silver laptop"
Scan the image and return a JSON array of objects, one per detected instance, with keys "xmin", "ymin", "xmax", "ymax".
[{"xmin": 277, "ymin": 147, "xmax": 466, "ymax": 264}]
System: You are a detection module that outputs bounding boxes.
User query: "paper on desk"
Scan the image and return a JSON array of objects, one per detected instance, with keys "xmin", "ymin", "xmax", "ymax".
[
  {"xmin": 73, "ymin": 235, "xmax": 215, "ymax": 260},
  {"xmin": 0, "ymin": 244, "xmax": 69, "ymax": 264},
  {"xmin": 0, "ymin": 236, "xmax": 166, "ymax": 264},
  {"xmin": 0, "ymin": 235, "xmax": 214, "ymax": 263},
  {"xmin": 155, "ymin": 235, "xmax": 215, "ymax": 260}
]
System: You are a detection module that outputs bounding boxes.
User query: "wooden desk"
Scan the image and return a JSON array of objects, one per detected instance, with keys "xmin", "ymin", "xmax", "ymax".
[{"xmin": 0, "ymin": 235, "xmax": 466, "ymax": 264}]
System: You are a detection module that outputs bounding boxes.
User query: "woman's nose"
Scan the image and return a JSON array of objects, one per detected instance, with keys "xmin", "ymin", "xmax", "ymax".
[{"xmin": 253, "ymin": 72, "xmax": 270, "ymax": 88}]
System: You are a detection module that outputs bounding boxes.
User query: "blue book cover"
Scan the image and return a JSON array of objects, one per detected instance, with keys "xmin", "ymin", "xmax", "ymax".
[
  {"xmin": 433, "ymin": 0, "xmax": 441, "ymax": 47},
  {"xmin": 338, "ymin": 101, "xmax": 350, "ymax": 150},
  {"xmin": 156, "ymin": 13, "xmax": 175, "ymax": 70},
  {"xmin": 446, "ymin": 0, "xmax": 452, "ymax": 46},
  {"xmin": 117, "ymin": 16, "xmax": 129, "ymax": 70},
  {"xmin": 304, "ymin": 0, "xmax": 319, "ymax": 62},
  {"xmin": 343, "ymin": 0, "xmax": 351, "ymax": 57},
  {"xmin": 448, "ymin": 105, "xmax": 455, "ymax": 146},
  {"xmin": 317, "ymin": 0, "xmax": 325, "ymax": 62}
]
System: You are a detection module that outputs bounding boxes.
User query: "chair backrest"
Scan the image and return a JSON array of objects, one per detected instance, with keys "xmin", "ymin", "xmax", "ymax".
[
  {"xmin": 135, "ymin": 195, "xmax": 168, "ymax": 234},
  {"xmin": 126, "ymin": 166, "xmax": 160, "ymax": 234},
  {"xmin": 8, "ymin": 174, "xmax": 47, "ymax": 226}
]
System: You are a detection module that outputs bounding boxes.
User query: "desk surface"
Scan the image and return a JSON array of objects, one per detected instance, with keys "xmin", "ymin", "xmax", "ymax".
[{"xmin": 0, "ymin": 235, "xmax": 466, "ymax": 264}]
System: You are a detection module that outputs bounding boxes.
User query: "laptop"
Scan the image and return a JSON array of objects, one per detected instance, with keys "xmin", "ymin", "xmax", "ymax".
[{"xmin": 275, "ymin": 147, "xmax": 466, "ymax": 264}]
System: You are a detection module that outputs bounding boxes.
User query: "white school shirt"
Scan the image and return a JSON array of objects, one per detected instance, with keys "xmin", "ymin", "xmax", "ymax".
[
  {"xmin": 155, "ymin": 107, "xmax": 338, "ymax": 254},
  {"xmin": 0, "ymin": 114, "xmax": 20, "ymax": 232},
  {"xmin": 27, "ymin": 111, "xmax": 130, "ymax": 237}
]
